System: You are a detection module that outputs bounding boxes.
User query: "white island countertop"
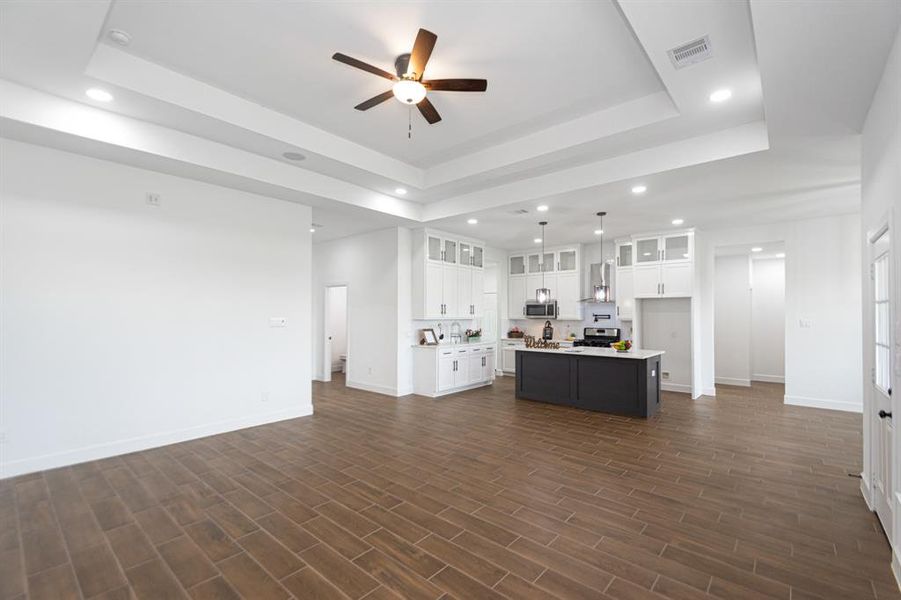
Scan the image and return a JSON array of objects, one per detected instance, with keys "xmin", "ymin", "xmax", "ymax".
[{"xmin": 517, "ymin": 346, "xmax": 665, "ymax": 360}]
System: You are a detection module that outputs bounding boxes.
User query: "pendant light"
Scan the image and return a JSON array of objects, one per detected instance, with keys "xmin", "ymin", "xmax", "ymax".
[
  {"xmin": 593, "ymin": 212, "xmax": 611, "ymax": 303},
  {"xmin": 535, "ymin": 221, "xmax": 552, "ymax": 303}
]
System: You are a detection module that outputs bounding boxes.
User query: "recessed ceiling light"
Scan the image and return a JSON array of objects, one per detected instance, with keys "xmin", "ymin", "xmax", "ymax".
[
  {"xmin": 85, "ymin": 88, "xmax": 113, "ymax": 102},
  {"xmin": 776, "ymin": 252, "xmax": 786, "ymax": 258},
  {"xmin": 309, "ymin": 228, "xmax": 316, "ymax": 233},
  {"xmin": 594, "ymin": 229, "xmax": 604, "ymax": 235},
  {"xmin": 533, "ymin": 237, "xmax": 542, "ymax": 244},
  {"xmin": 282, "ymin": 151, "xmax": 305, "ymax": 161},
  {"xmin": 536, "ymin": 205, "xmax": 549, "ymax": 212},
  {"xmin": 395, "ymin": 187, "xmax": 407, "ymax": 195},
  {"xmin": 671, "ymin": 218, "xmax": 684, "ymax": 225},
  {"xmin": 751, "ymin": 247, "xmax": 763, "ymax": 252},
  {"xmin": 631, "ymin": 185, "xmax": 647, "ymax": 195},
  {"xmin": 107, "ymin": 29, "xmax": 132, "ymax": 46},
  {"xmin": 709, "ymin": 88, "xmax": 732, "ymax": 103},
  {"xmin": 467, "ymin": 218, "xmax": 478, "ymax": 225}
]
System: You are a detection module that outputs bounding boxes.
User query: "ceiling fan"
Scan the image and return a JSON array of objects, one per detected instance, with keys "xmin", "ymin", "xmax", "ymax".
[{"xmin": 332, "ymin": 28, "xmax": 488, "ymax": 125}]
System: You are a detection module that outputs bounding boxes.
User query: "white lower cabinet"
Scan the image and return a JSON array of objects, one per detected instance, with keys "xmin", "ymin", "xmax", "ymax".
[
  {"xmin": 502, "ymin": 339, "xmax": 524, "ymax": 373},
  {"xmin": 415, "ymin": 343, "xmax": 496, "ymax": 397}
]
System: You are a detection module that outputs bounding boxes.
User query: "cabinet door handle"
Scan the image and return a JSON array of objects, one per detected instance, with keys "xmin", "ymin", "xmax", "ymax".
[
  {"xmin": 662, "ymin": 283, "xmax": 665, "ymax": 295},
  {"xmin": 616, "ymin": 306, "xmax": 620, "ymax": 316}
]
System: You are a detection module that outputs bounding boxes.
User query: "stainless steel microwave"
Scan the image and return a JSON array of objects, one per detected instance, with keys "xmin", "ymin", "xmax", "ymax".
[{"xmin": 524, "ymin": 300, "xmax": 558, "ymax": 319}]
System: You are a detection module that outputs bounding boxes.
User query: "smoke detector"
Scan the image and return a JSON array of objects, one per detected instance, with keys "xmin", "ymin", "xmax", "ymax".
[
  {"xmin": 668, "ymin": 36, "xmax": 712, "ymax": 69},
  {"xmin": 107, "ymin": 29, "xmax": 132, "ymax": 47}
]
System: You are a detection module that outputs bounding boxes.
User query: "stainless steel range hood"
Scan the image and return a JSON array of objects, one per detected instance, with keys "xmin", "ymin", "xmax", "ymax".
[{"xmin": 579, "ymin": 262, "xmax": 612, "ymax": 302}]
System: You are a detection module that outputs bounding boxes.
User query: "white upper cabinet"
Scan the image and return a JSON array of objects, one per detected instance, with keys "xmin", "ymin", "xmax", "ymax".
[
  {"xmin": 557, "ymin": 248, "xmax": 578, "ymax": 273},
  {"xmin": 616, "ymin": 241, "xmax": 633, "ymax": 268},
  {"xmin": 507, "ymin": 244, "xmax": 582, "ymax": 320},
  {"xmin": 509, "ymin": 255, "xmax": 525, "ymax": 276},
  {"xmin": 635, "ymin": 237, "xmax": 661, "ymax": 264},
  {"xmin": 628, "ymin": 230, "xmax": 695, "ymax": 299},
  {"xmin": 413, "ymin": 229, "xmax": 485, "ymax": 319}
]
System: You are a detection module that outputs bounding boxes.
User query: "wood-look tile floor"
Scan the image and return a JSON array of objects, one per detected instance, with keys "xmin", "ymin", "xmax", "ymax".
[{"xmin": 2, "ymin": 375, "xmax": 896, "ymax": 600}]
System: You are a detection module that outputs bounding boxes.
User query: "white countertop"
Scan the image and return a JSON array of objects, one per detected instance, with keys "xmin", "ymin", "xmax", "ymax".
[
  {"xmin": 517, "ymin": 346, "xmax": 664, "ymax": 360},
  {"xmin": 412, "ymin": 340, "xmax": 497, "ymax": 349}
]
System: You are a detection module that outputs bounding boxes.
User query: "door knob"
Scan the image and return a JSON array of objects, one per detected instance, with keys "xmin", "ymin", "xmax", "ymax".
[{"xmin": 879, "ymin": 410, "xmax": 892, "ymax": 419}]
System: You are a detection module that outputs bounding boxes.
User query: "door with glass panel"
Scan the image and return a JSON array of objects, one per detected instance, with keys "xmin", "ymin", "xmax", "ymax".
[{"xmin": 871, "ymin": 227, "xmax": 893, "ymax": 541}]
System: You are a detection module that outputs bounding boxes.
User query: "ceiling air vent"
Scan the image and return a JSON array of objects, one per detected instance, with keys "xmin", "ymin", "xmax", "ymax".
[
  {"xmin": 667, "ymin": 35, "xmax": 712, "ymax": 69},
  {"xmin": 511, "ymin": 209, "xmax": 529, "ymax": 215}
]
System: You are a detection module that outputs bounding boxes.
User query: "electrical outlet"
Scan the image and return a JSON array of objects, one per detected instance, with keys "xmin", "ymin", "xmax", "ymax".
[
  {"xmin": 662, "ymin": 371, "xmax": 671, "ymax": 380},
  {"xmin": 145, "ymin": 192, "xmax": 161, "ymax": 207},
  {"xmin": 260, "ymin": 391, "xmax": 269, "ymax": 403},
  {"xmin": 269, "ymin": 317, "xmax": 287, "ymax": 328},
  {"xmin": 799, "ymin": 318, "xmax": 813, "ymax": 329}
]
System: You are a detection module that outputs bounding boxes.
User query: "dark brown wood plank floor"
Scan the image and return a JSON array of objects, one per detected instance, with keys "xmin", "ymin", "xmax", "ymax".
[{"xmin": 2, "ymin": 375, "xmax": 896, "ymax": 600}]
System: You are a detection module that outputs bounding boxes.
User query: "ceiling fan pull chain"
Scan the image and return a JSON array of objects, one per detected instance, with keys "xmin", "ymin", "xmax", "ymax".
[{"xmin": 408, "ymin": 106, "xmax": 412, "ymax": 140}]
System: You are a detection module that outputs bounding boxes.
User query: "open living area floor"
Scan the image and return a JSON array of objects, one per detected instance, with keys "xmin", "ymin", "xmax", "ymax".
[{"xmin": 2, "ymin": 378, "xmax": 894, "ymax": 600}]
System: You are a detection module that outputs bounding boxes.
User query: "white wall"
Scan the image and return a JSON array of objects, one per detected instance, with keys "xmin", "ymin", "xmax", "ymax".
[
  {"xmin": 640, "ymin": 298, "xmax": 692, "ymax": 392},
  {"xmin": 698, "ymin": 214, "xmax": 862, "ymax": 412},
  {"xmin": 311, "ymin": 227, "xmax": 408, "ymax": 395},
  {"xmin": 327, "ymin": 286, "xmax": 347, "ymax": 370},
  {"xmin": 750, "ymin": 257, "xmax": 785, "ymax": 382},
  {"xmin": 714, "ymin": 255, "xmax": 752, "ymax": 386},
  {"xmin": 0, "ymin": 139, "xmax": 312, "ymax": 478},
  {"xmin": 860, "ymin": 24, "xmax": 901, "ymax": 564}
]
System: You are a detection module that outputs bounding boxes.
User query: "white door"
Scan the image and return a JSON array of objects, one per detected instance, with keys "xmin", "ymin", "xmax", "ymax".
[
  {"xmin": 871, "ymin": 228, "xmax": 893, "ymax": 540},
  {"xmin": 438, "ymin": 353, "xmax": 456, "ymax": 391},
  {"xmin": 616, "ymin": 268, "xmax": 634, "ymax": 320},
  {"xmin": 661, "ymin": 263, "xmax": 692, "ymax": 297},
  {"xmin": 633, "ymin": 265, "xmax": 661, "ymax": 298},
  {"xmin": 508, "ymin": 277, "xmax": 526, "ymax": 318},
  {"xmin": 425, "ymin": 263, "xmax": 444, "ymax": 318},
  {"xmin": 443, "ymin": 266, "xmax": 460, "ymax": 318},
  {"xmin": 556, "ymin": 272, "xmax": 581, "ymax": 320}
]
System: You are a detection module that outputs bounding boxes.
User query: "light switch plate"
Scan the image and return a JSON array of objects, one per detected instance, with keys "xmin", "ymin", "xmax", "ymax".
[
  {"xmin": 269, "ymin": 317, "xmax": 287, "ymax": 328},
  {"xmin": 145, "ymin": 192, "xmax": 160, "ymax": 207}
]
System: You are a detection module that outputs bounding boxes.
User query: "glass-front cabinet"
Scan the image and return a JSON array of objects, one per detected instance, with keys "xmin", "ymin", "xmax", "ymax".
[
  {"xmin": 558, "ymin": 249, "xmax": 577, "ymax": 272},
  {"xmin": 472, "ymin": 245, "xmax": 484, "ymax": 268},
  {"xmin": 509, "ymin": 255, "xmax": 525, "ymax": 276},
  {"xmin": 443, "ymin": 239, "xmax": 457, "ymax": 264},
  {"xmin": 459, "ymin": 242, "xmax": 472, "ymax": 267},
  {"xmin": 527, "ymin": 253, "xmax": 542, "ymax": 274},
  {"xmin": 427, "ymin": 234, "xmax": 442, "ymax": 262},
  {"xmin": 663, "ymin": 234, "xmax": 691, "ymax": 262},
  {"xmin": 616, "ymin": 241, "xmax": 633, "ymax": 268},
  {"xmin": 635, "ymin": 237, "xmax": 660, "ymax": 264}
]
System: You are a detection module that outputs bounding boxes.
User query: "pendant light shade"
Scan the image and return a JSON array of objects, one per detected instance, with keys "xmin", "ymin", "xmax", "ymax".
[
  {"xmin": 535, "ymin": 221, "xmax": 552, "ymax": 304},
  {"xmin": 592, "ymin": 212, "xmax": 611, "ymax": 303}
]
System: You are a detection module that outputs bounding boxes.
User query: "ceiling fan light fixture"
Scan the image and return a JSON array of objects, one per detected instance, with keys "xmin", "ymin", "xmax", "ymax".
[{"xmin": 392, "ymin": 79, "xmax": 427, "ymax": 105}]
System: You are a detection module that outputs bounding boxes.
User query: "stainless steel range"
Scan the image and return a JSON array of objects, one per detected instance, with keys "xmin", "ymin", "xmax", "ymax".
[{"xmin": 573, "ymin": 327, "xmax": 621, "ymax": 348}]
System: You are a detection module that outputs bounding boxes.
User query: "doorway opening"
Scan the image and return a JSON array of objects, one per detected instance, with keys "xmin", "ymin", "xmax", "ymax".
[
  {"xmin": 713, "ymin": 243, "xmax": 785, "ymax": 391},
  {"xmin": 323, "ymin": 285, "xmax": 348, "ymax": 384}
]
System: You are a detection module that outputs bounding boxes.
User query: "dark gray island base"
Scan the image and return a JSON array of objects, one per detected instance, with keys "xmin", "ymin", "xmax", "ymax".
[{"xmin": 515, "ymin": 347, "xmax": 664, "ymax": 418}]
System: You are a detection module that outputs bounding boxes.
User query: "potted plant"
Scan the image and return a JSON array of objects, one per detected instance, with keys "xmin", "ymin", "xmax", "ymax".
[{"xmin": 465, "ymin": 328, "xmax": 482, "ymax": 342}]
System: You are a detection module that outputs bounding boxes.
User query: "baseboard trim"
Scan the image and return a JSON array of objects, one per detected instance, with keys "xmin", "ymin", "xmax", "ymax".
[
  {"xmin": 0, "ymin": 404, "xmax": 313, "ymax": 480},
  {"xmin": 752, "ymin": 374, "xmax": 785, "ymax": 383},
  {"xmin": 661, "ymin": 382, "xmax": 691, "ymax": 394},
  {"xmin": 715, "ymin": 377, "xmax": 751, "ymax": 387},
  {"xmin": 784, "ymin": 394, "xmax": 862, "ymax": 413},
  {"xmin": 892, "ymin": 546, "xmax": 901, "ymax": 594},
  {"xmin": 702, "ymin": 387, "xmax": 717, "ymax": 397},
  {"xmin": 346, "ymin": 379, "xmax": 396, "ymax": 396},
  {"xmin": 860, "ymin": 472, "xmax": 874, "ymax": 511}
]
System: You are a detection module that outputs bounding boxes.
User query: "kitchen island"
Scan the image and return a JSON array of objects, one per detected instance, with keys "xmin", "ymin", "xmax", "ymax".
[{"xmin": 515, "ymin": 346, "xmax": 664, "ymax": 417}]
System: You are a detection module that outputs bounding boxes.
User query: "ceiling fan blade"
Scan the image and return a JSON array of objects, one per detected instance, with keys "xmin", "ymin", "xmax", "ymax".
[
  {"xmin": 354, "ymin": 90, "xmax": 395, "ymax": 111},
  {"xmin": 417, "ymin": 97, "xmax": 442, "ymax": 124},
  {"xmin": 332, "ymin": 53, "xmax": 396, "ymax": 81},
  {"xmin": 425, "ymin": 79, "xmax": 488, "ymax": 92},
  {"xmin": 408, "ymin": 29, "xmax": 437, "ymax": 79}
]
